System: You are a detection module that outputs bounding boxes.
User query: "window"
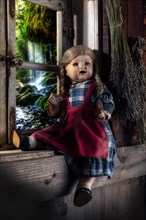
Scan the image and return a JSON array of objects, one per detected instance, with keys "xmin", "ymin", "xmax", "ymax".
[
  {"xmin": 0, "ymin": 0, "xmax": 73, "ymax": 145},
  {"xmin": 16, "ymin": 1, "xmax": 57, "ymax": 131}
]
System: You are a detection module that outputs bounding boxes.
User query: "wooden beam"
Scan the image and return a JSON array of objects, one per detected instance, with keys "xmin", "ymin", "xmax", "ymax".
[
  {"xmin": 18, "ymin": 61, "xmax": 59, "ymax": 72},
  {"xmin": 93, "ymin": 144, "xmax": 146, "ymax": 188},
  {"xmin": 26, "ymin": 0, "xmax": 63, "ymax": 11},
  {"xmin": 0, "ymin": 144, "xmax": 146, "ymax": 202},
  {"xmin": 0, "ymin": 0, "xmax": 7, "ymax": 145}
]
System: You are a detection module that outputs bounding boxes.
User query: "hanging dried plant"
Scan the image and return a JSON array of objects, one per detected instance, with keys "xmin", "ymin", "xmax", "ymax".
[{"xmin": 104, "ymin": 0, "xmax": 146, "ymax": 143}]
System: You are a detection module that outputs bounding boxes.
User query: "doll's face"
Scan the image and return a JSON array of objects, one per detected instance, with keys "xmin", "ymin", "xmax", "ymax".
[{"xmin": 65, "ymin": 55, "xmax": 93, "ymax": 83}]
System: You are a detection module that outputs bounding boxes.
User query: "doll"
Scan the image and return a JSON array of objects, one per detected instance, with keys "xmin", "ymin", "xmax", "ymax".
[{"xmin": 13, "ymin": 45, "xmax": 116, "ymax": 207}]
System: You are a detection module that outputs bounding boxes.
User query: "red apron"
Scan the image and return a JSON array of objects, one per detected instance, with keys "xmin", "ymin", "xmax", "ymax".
[{"xmin": 32, "ymin": 82, "xmax": 108, "ymax": 158}]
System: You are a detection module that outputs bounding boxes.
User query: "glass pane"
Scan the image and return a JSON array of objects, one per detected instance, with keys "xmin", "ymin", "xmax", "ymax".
[
  {"xmin": 16, "ymin": 68, "xmax": 57, "ymax": 130},
  {"xmin": 16, "ymin": 0, "xmax": 57, "ymax": 130},
  {"xmin": 16, "ymin": 0, "xmax": 56, "ymax": 64}
]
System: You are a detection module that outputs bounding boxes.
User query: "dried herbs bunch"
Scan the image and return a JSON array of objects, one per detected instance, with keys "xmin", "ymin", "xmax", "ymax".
[{"xmin": 104, "ymin": 0, "xmax": 146, "ymax": 143}]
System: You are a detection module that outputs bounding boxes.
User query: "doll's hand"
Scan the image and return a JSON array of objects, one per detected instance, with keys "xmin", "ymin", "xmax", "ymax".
[
  {"xmin": 48, "ymin": 93, "xmax": 62, "ymax": 105},
  {"xmin": 98, "ymin": 110, "xmax": 111, "ymax": 121},
  {"xmin": 48, "ymin": 93, "xmax": 62, "ymax": 117}
]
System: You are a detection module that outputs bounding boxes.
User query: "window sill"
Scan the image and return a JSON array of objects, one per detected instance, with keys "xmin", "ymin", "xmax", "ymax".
[{"xmin": 0, "ymin": 144, "xmax": 146, "ymax": 201}]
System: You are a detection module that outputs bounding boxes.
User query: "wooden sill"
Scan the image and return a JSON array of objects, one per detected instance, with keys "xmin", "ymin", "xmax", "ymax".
[{"xmin": 0, "ymin": 144, "xmax": 146, "ymax": 202}]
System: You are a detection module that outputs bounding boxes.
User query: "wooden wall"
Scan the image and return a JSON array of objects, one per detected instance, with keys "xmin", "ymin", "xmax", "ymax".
[
  {"xmin": 121, "ymin": 0, "xmax": 144, "ymax": 37},
  {"xmin": 102, "ymin": 0, "xmax": 145, "ymax": 83}
]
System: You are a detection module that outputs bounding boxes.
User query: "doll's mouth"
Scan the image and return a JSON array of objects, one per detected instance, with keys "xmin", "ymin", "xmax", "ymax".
[{"xmin": 79, "ymin": 70, "xmax": 86, "ymax": 74}]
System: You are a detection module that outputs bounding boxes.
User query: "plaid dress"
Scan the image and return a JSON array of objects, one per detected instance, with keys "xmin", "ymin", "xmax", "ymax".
[
  {"xmin": 33, "ymin": 80, "xmax": 116, "ymax": 177},
  {"xmin": 65, "ymin": 80, "xmax": 116, "ymax": 177}
]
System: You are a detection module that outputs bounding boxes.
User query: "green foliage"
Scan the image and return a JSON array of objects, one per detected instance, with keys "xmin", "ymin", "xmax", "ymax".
[
  {"xmin": 35, "ymin": 94, "xmax": 49, "ymax": 110},
  {"xmin": 18, "ymin": 84, "xmax": 37, "ymax": 94},
  {"xmin": 16, "ymin": 0, "xmax": 56, "ymax": 46},
  {"xmin": 16, "ymin": 68, "xmax": 30, "ymax": 84},
  {"xmin": 36, "ymin": 71, "xmax": 57, "ymax": 110},
  {"xmin": 17, "ymin": 92, "xmax": 41, "ymax": 106},
  {"xmin": 16, "ymin": 0, "xmax": 28, "ymax": 59},
  {"xmin": 42, "ymin": 71, "xmax": 57, "ymax": 86},
  {"xmin": 15, "ymin": 0, "xmax": 57, "ymax": 111},
  {"xmin": 16, "ymin": 84, "xmax": 41, "ymax": 106},
  {"xmin": 24, "ymin": 3, "xmax": 56, "ymax": 43}
]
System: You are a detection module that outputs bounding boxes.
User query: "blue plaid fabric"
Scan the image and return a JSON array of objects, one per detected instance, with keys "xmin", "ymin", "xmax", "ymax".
[
  {"xmin": 69, "ymin": 80, "xmax": 94, "ymax": 106},
  {"xmin": 65, "ymin": 80, "xmax": 116, "ymax": 177}
]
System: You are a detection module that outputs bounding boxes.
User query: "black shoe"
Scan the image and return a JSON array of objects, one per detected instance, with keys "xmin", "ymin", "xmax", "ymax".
[
  {"xmin": 74, "ymin": 186, "xmax": 92, "ymax": 207},
  {"xmin": 13, "ymin": 130, "xmax": 30, "ymax": 151}
]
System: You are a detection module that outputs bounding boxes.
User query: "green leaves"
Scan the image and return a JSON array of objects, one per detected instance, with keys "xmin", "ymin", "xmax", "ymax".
[
  {"xmin": 16, "ymin": 0, "xmax": 56, "ymax": 59},
  {"xmin": 17, "ymin": 1, "xmax": 56, "ymax": 43}
]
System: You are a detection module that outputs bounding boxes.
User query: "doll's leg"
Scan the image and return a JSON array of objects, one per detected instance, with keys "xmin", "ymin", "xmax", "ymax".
[
  {"xmin": 13, "ymin": 130, "xmax": 43, "ymax": 150},
  {"xmin": 77, "ymin": 176, "xmax": 95, "ymax": 190},
  {"xmin": 74, "ymin": 177, "xmax": 95, "ymax": 207}
]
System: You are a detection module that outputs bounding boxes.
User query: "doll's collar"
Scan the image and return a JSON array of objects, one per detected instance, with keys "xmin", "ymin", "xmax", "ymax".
[{"xmin": 71, "ymin": 79, "xmax": 94, "ymax": 88}]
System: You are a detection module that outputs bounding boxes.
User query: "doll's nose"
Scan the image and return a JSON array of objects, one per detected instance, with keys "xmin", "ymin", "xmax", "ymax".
[{"xmin": 79, "ymin": 63, "xmax": 86, "ymax": 71}]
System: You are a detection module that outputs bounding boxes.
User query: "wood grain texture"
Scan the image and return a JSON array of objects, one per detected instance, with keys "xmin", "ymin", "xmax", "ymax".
[
  {"xmin": 0, "ymin": 145, "xmax": 145, "ymax": 220},
  {"xmin": 0, "ymin": 144, "xmax": 146, "ymax": 201},
  {"xmin": 0, "ymin": 0, "xmax": 7, "ymax": 145},
  {"xmin": 27, "ymin": 0, "xmax": 63, "ymax": 11}
]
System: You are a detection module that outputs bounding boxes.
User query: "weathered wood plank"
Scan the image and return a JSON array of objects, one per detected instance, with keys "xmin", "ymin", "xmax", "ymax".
[
  {"xmin": 7, "ymin": 0, "xmax": 17, "ymax": 143},
  {"xmin": 0, "ymin": 0, "xmax": 7, "ymax": 145},
  {"xmin": 95, "ymin": 144, "xmax": 146, "ymax": 188},
  {"xmin": 0, "ymin": 151, "xmax": 75, "ymax": 201},
  {"xmin": 64, "ymin": 177, "xmax": 145, "ymax": 220},
  {"xmin": 18, "ymin": 61, "xmax": 59, "ymax": 71},
  {"xmin": 26, "ymin": 0, "xmax": 64, "ymax": 11},
  {"xmin": 0, "ymin": 145, "xmax": 145, "ymax": 220},
  {"xmin": 0, "ymin": 144, "xmax": 146, "ymax": 202},
  {"xmin": 0, "ymin": 149, "xmax": 55, "ymax": 162}
]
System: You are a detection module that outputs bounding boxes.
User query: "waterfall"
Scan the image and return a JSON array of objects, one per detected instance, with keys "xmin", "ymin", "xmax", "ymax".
[
  {"xmin": 16, "ymin": 42, "xmax": 56, "ymax": 129},
  {"xmin": 28, "ymin": 41, "xmax": 47, "ymax": 90},
  {"xmin": 28, "ymin": 41, "xmax": 47, "ymax": 63}
]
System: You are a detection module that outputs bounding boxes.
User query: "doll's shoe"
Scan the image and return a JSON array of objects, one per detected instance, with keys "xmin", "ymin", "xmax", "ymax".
[
  {"xmin": 13, "ymin": 130, "xmax": 30, "ymax": 151},
  {"xmin": 74, "ymin": 186, "xmax": 92, "ymax": 207}
]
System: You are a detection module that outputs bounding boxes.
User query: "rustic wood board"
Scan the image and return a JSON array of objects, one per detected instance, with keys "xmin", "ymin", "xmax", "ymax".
[
  {"xmin": 0, "ymin": 145, "xmax": 145, "ymax": 220},
  {"xmin": 0, "ymin": 144, "xmax": 146, "ymax": 201},
  {"xmin": 26, "ymin": 0, "xmax": 63, "ymax": 11}
]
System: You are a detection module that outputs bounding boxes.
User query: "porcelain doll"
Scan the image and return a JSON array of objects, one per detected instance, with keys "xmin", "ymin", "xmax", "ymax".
[{"xmin": 13, "ymin": 45, "xmax": 116, "ymax": 207}]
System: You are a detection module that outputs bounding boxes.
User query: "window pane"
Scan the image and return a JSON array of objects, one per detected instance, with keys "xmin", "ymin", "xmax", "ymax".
[
  {"xmin": 16, "ymin": 0, "xmax": 57, "ymax": 130},
  {"xmin": 16, "ymin": 0, "xmax": 56, "ymax": 64},
  {"xmin": 16, "ymin": 68, "xmax": 57, "ymax": 130}
]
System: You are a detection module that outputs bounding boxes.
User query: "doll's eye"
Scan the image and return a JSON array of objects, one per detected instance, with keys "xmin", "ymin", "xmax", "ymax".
[
  {"xmin": 73, "ymin": 63, "xmax": 78, "ymax": 66},
  {"xmin": 85, "ymin": 62, "xmax": 90, "ymax": 66}
]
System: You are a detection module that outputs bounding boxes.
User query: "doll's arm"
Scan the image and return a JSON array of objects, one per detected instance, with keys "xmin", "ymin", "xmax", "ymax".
[
  {"xmin": 95, "ymin": 100, "xmax": 111, "ymax": 121},
  {"xmin": 95, "ymin": 86, "xmax": 115, "ymax": 121},
  {"xmin": 100, "ymin": 86, "xmax": 115, "ymax": 116},
  {"xmin": 47, "ymin": 93, "xmax": 62, "ymax": 117}
]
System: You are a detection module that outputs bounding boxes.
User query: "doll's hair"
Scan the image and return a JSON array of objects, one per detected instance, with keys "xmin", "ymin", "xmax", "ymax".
[{"xmin": 59, "ymin": 45, "xmax": 103, "ymax": 97}]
